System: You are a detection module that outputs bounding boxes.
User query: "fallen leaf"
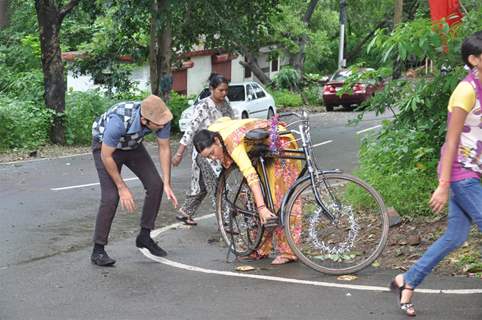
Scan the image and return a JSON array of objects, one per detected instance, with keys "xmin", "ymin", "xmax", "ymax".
[
  {"xmin": 337, "ymin": 275, "xmax": 358, "ymax": 281},
  {"xmin": 236, "ymin": 265, "xmax": 256, "ymax": 272},
  {"xmin": 371, "ymin": 260, "xmax": 380, "ymax": 268}
]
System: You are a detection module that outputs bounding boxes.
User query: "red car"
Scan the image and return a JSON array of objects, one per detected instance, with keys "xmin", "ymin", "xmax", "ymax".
[{"xmin": 322, "ymin": 68, "xmax": 383, "ymax": 111}]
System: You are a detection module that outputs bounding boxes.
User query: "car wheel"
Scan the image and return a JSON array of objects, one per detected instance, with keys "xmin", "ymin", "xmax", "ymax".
[
  {"xmin": 241, "ymin": 111, "xmax": 249, "ymax": 119},
  {"xmin": 325, "ymin": 105, "xmax": 333, "ymax": 112},
  {"xmin": 267, "ymin": 107, "xmax": 274, "ymax": 119}
]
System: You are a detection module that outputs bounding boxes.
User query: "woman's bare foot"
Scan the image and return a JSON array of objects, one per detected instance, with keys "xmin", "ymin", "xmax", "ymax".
[{"xmin": 271, "ymin": 256, "xmax": 297, "ymax": 265}]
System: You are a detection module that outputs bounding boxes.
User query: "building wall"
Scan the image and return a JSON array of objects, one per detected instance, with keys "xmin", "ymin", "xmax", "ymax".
[
  {"xmin": 65, "ymin": 51, "xmax": 290, "ymax": 95},
  {"xmin": 66, "ymin": 71, "xmax": 96, "ymax": 92},
  {"xmin": 186, "ymin": 55, "xmax": 212, "ymax": 95},
  {"xmin": 230, "ymin": 56, "xmax": 244, "ymax": 83},
  {"xmin": 130, "ymin": 65, "xmax": 150, "ymax": 91}
]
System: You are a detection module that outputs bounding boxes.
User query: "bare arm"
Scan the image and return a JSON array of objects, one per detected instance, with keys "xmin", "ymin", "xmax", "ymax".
[
  {"xmin": 174, "ymin": 104, "xmax": 208, "ymax": 166},
  {"xmin": 429, "ymin": 107, "xmax": 468, "ymax": 213},
  {"xmin": 158, "ymin": 137, "xmax": 178, "ymax": 208},
  {"xmin": 101, "ymin": 144, "xmax": 136, "ymax": 213}
]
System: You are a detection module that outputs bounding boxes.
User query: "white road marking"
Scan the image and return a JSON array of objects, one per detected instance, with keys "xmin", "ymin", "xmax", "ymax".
[
  {"xmin": 144, "ymin": 214, "xmax": 482, "ymax": 295},
  {"xmin": 50, "ymin": 177, "xmax": 139, "ymax": 191},
  {"xmin": 356, "ymin": 125, "xmax": 382, "ymax": 135},
  {"xmin": 311, "ymin": 140, "xmax": 333, "ymax": 148}
]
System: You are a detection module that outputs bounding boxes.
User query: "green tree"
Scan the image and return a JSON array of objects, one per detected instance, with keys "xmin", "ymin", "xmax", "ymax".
[{"xmin": 35, "ymin": 0, "xmax": 81, "ymax": 144}]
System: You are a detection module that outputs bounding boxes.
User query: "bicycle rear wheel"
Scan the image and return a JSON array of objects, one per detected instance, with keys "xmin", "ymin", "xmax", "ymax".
[
  {"xmin": 215, "ymin": 166, "xmax": 264, "ymax": 256},
  {"xmin": 283, "ymin": 173, "xmax": 389, "ymax": 275}
]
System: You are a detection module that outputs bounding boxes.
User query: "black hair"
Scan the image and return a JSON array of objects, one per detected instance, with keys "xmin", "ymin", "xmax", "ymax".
[
  {"xmin": 461, "ymin": 31, "xmax": 482, "ymax": 68},
  {"xmin": 208, "ymin": 73, "xmax": 229, "ymax": 89},
  {"xmin": 193, "ymin": 129, "xmax": 226, "ymax": 155}
]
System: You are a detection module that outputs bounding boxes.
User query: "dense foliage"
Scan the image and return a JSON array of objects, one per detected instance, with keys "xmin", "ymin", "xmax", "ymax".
[{"xmin": 352, "ymin": 7, "xmax": 482, "ymax": 216}]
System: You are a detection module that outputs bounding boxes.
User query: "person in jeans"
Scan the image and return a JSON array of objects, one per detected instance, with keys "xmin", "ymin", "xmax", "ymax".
[
  {"xmin": 91, "ymin": 95, "xmax": 178, "ymax": 266},
  {"xmin": 390, "ymin": 31, "xmax": 482, "ymax": 317}
]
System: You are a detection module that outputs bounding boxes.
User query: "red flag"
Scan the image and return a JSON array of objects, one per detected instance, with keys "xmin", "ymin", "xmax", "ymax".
[{"xmin": 428, "ymin": 0, "xmax": 463, "ymax": 26}]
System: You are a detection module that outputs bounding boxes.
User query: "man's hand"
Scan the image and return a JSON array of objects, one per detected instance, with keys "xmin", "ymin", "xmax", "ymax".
[
  {"xmin": 164, "ymin": 184, "xmax": 178, "ymax": 208},
  {"xmin": 119, "ymin": 186, "xmax": 136, "ymax": 213},
  {"xmin": 429, "ymin": 185, "xmax": 449, "ymax": 214}
]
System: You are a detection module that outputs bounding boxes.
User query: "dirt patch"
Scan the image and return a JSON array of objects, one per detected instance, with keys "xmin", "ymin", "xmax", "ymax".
[
  {"xmin": 379, "ymin": 215, "xmax": 482, "ymax": 277},
  {"xmin": 0, "ymin": 145, "xmax": 92, "ymax": 163}
]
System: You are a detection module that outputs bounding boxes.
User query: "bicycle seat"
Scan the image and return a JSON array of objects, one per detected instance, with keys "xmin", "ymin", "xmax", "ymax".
[{"xmin": 245, "ymin": 128, "xmax": 269, "ymax": 142}]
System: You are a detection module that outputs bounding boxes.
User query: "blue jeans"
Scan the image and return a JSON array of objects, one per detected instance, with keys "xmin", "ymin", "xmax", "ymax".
[{"xmin": 404, "ymin": 178, "xmax": 482, "ymax": 288}]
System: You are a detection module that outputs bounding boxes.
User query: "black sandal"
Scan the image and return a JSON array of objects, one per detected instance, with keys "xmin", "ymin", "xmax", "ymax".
[
  {"xmin": 389, "ymin": 278, "xmax": 416, "ymax": 317},
  {"xmin": 175, "ymin": 214, "xmax": 198, "ymax": 226}
]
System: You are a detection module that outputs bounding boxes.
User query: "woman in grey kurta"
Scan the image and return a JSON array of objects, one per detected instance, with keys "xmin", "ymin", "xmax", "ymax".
[{"xmin": 172, "ymin": 74, "xmax": 233, "ymax": 225}]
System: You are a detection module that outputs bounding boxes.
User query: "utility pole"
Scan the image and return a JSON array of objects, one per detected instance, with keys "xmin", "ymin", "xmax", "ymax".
[{"xmin": 338, "ymin": 0, "xmax": 347, "ymax": 69}]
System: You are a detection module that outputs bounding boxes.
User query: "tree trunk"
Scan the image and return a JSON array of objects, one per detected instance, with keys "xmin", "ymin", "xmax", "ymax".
[
  {"xmin": 149, "ymin": 0, "xmax": 172, "ymax": 100},
  {"xmin": 149, "ymin": 0, "xmax": 161, "ymax": 96},
  {"xmin": 290, "ymin": 0, "xmax": 319, "ymax": 74},
  {"xmin": 36, "ymin": 1, "xmax": 65, "ymax": 144},
  {"xmin": 0, "ymin": 0, "xmax": 9, "ymax": 28},
  {"xmin": 394, "ymin": 0, "xmax": 403, "ymax": 26},
  {"xmin": 35, "ymin": 0, "xmax": 79, "ymax": 145},
  {"xmin": 158, "ymin": 0, "xmax": 172, "ymax": 102},
  {"xmin": 240, "ymin": 52, "xmax": 271, "ymax": 85}
]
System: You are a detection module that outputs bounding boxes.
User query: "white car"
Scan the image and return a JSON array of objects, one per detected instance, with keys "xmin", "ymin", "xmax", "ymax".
[{"xmin": 178, "ymin": 81, "xmax": 276, "ymax": 132}]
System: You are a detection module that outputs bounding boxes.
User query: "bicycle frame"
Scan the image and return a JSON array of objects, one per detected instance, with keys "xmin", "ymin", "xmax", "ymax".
[{"xmin": 251, "ymin": 110, "xmax": 342, "ymax": 226}]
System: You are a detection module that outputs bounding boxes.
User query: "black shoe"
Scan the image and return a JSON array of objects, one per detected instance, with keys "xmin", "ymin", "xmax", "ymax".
[
  {"xmin": 136, "ymin": 235, "xmax": 167, "ymax": 257},
  {"xmin": 91, "ymin": 251, "xmax": 116, "ymax": 266}
]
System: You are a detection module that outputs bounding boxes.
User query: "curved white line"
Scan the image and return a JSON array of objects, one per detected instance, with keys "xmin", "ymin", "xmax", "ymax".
[{"xmin": 148, "ymin": 214, "xmax": 482, "ymax": 295}]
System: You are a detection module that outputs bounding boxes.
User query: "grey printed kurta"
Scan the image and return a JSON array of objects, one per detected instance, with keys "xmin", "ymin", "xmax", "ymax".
[{"xmin": 179, "ymin": 96, "xmax": 233, "ymax": 216}]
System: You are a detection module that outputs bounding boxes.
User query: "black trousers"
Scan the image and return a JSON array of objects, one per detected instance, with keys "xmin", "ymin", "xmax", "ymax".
[{"xmin": 92, "ymin": 141, "xmax": 163, "ymax": 245}]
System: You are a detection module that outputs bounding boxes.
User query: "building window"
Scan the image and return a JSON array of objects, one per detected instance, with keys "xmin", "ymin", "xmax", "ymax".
[
  {"xmin": 244, "ymin": 57, "xmax": 252, "ymax": 78},
  {"xmin": 271, "ymin": 58, "xmax": 279, "ymax": 72}
]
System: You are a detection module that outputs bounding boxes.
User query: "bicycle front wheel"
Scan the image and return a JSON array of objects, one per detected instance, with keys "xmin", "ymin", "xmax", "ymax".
[
  {"xmin": 283, "ymin": 173, "xmax": 389, "ymax": 275},
  {"xmin": 215, "ymin": 166, "xmax": 264, "ymax": 256}
]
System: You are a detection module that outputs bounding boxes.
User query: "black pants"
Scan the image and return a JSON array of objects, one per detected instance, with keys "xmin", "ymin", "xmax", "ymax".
[{"xmin": 92, "ymin": 141, "xmax": 163, "ymax": 245}]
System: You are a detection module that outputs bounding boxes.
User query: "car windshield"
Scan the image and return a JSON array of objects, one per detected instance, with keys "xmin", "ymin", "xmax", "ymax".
[
  {"xmin": 330, "ymin": 70, "xmax": 352, "ymax": 81},
  {"xmin": 227, "ymin": 85, "xmax": 245, "ymax": 102}
]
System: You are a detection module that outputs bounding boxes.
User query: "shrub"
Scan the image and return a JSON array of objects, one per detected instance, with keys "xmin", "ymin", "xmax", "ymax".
[
  {"xmin": 0, "ymin": 97, "xmax": 52, "ymax": 151},
  {"xmin": 269, "ymin": 89, "xmax": 303, "ymax": 108},
  {"xmin": 302, "ymin": 85, "xmax": 322, "ymax": 106},
  {"xmin": 355, "ymin": 125, "xmax": 439, "ymax": 217},
  {"xmin": 168, "ymin": 91, "xmax": 191, "ymax": 132},
  {"xmin": 272, "ymin": 67, "xmax": 300, "ymax": 90},
  {"xmin": 64, "ymin": 90, "xmax": 116, "ymax": 145}
]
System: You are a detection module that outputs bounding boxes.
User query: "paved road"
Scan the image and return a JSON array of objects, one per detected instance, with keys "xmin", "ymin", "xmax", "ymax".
[{"xmin": 1, "ymin": 110, "xmax": 481, "ymax": 320}]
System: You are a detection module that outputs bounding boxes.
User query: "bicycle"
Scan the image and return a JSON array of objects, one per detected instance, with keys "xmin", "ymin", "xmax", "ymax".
[{"xmin": 215, "ymin": 110, "xmax": 389, "ymax": 275}]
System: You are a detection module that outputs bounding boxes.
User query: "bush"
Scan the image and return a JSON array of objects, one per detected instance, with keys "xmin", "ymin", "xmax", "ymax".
[
  {"xmin": 167, "ymin": 91, "xmax": 191, "ymax": 132},
  {"xmin": 269, "ymin": 89, "xmax": 303, "ymax": 108},
  {"xmin": 64, "ymin": 90, "xmax": 116, "ymax": 145},
  {"xmin": 272, "ymin": 67, "xmax": 300, "ymax": 90},
  {"xmin": 302, "ymin": 85, "xmax": 322, "ymax": 106},
  {"xmin": 356, "ymin": 125, "xmax": 439, "ymax": 217},
  {"xmin": 0, "ymin": 97, "xmax": 52, "ymax": 151}
]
